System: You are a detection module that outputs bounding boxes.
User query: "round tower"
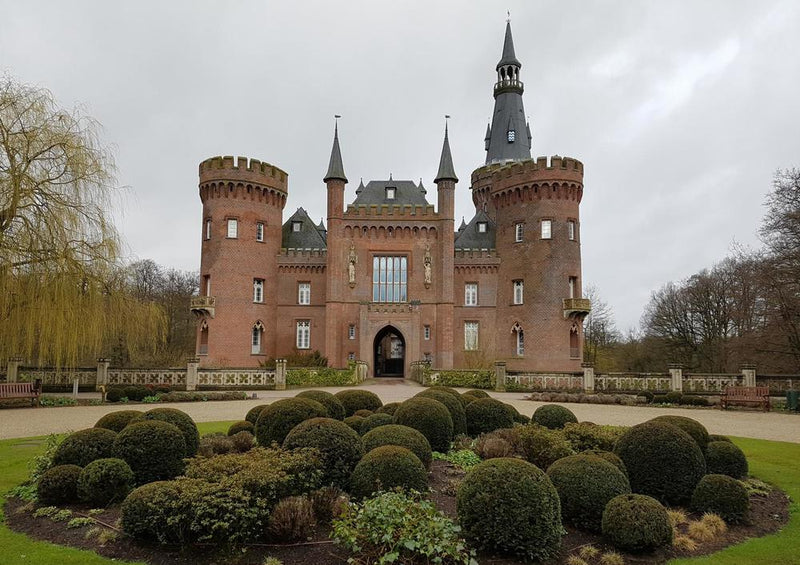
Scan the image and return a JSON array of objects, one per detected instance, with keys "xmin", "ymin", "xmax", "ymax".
[{"xmin": 191, "ymin": 155, "xmax": 288, "ymax": 367}]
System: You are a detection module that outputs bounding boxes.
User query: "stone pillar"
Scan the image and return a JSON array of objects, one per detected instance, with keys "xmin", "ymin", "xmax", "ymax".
[
  {"xmin": 582, "ymin": 362, "xmax": 595, "ymax": 393},
  {"xmin": 275, "ymin": 359, "xmax": 287, "ymax": 391},
  {"xmin": 668, "ymin": 364, "xmax": 683, "ymax": 392},
  {"xmin": 96, "ymin": 358, "xmax": 110, "ymax": 391},
  {"xmin": 494, "ymin": 361, "xmax": 507, "ymax": 392},
  {"xmin": 740, "ymin": 364, "xmax": 757, "ymax": 387},
  {"xmin": 6, "ymin": 357, "xmax": 23, "ymax": 383},
  {"xmin": 186, "ymin": 357, "xmax": 200, "ymax": 391}
]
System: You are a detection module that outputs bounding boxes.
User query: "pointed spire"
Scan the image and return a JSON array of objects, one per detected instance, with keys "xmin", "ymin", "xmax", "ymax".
[
  {"xmin": 418, "ymin": 178, "xmax": 427, "ymax": 195},
  {"xmin": 484, "ymin": 122, "xmax": 492, "ymax": 151},
  {"xmin": 323, "ymin": 118, "xmax": 347, "ymax": 183},
  {"xmin": 434, "ymin": 120, "xmax": 458, "ymax": 183},
  {"xmin": 527, "ymin": 120, "xmax": 532, "ymax": 144},
  {"xmin": 356, "ymin": 177, "xmax": 365, "ymax": 194},
  {"xmin": 497, "ymin": 20, "xmax": 521, "ymax": 69},
  {"xmin": 458, "ymin": 216, "xmax": 467, "ymax": 231},
  {"xmin": 317, "ymin": 218, "xmax": 326, "ymax": 231}
]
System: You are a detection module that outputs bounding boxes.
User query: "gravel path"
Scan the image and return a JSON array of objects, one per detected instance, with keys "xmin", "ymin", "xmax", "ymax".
[{"xmin": 2, "ymin": 380, "xmax": 798, "ymax": 443}]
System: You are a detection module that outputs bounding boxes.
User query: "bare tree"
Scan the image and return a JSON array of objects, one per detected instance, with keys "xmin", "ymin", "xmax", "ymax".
[{"xmin": 582, "ymin": 285, "xmax": 620, "ymax": 370}]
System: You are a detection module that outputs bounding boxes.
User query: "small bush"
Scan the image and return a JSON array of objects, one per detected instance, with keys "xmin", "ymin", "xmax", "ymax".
[
  {"xmin": 353, "ymin": 409, "xmax": 374, "ymax": 418},
  {"xmin": 37, "ymin": 464, "xmax": 82, "ymax": 505},
  {"xmin": 393, "ymin": 397, "xmax": 453, "ymax": 452},
  {"xmin": 506, "ymin": 404, "xmax": 530, "ymax": 424},
  {"xmin": 546, "ymin": 454, "xmax": 631, "ymax": 532},
  {"xmin": 652, "ymin": 394, "xmax": 668, "ymax": 404},
  {"xmin": 343, "ymin": 415, "xmax": 365, "ymax": 432},
  {"xmin": 425, "ymin": 385, "xmax": 469, "ymax": 407},
  {"xmin": 332, "ymin": 490, "xmax": 475, "ymax": 565},
  {"xmin": 52, "ymin": 428, "xmax": 117, "ymax": 468},
  {"xmin": 359, "ymin": 413, "xmax": 393, "ymax": 435},
  {"xmin": 309, "ymin": 486, "xmax": 348, "ymax": 523},
  {"xmin": 638, "ymin": 391, "xmax": 654, "ymax": 403},
  {"xmin": 296, "ymin": 390, "xmax": 346, "ymax": 421},
  {"xmin": 463, "ymin": 389, "xmax": 490, "ymax": 399},
  {"xmin": 362, "ymin": 424, "xmax": 433, "ymax": 469},
  {"xmin": 473, "ymin": 433, "xmax": 514, "ymax": 459},
  {"xmin": 614, "ymin": 421, "xmax": 706, "ymax": 505},
  {"xmin": 139, "ymin": 407, "xmax": 200, "ymax": 456},
  {"xmin": 705, "ymin": 441, "xmax": 748, "ymax": 479},
  {"xmin": 512, "ymin": 424, "xmax": 575, "ymax": 470},
  {"xmin": 563, "ymin": 422, "xmax": 625, "ymax": 452},
  {"xmin": 230, "ymin": 430, "xmax": 255, "ymax": 452},
  {"xmin": 664, "ymin": 391, "xmax": 683, "ymax": 404},
  {"xmin": 601, "ymin": 494, "xmax": 673, "ymax": 552},
  {"xmin": 709, "ymin": 434, "xmax": 732, "ymax": 443},
  {"xmin": 417, "ymin": 389, "xmax": 467, "ymax": 435},
  {"xmin": 94, "ymin": 410, "xmax": 142, "ymax": 433},
  {"xmin": 458, "ymin": 458, "xmax": 562, "ymax": 561},
  {"xmin": 267, "ymin": 496, "xmax": 316, "ymax": 541},
  {"xmin": 465, "ymin": 397, "xmax": 514, "ymax": 436},
  {"xmin": 350, "ymin": 446, "xmax": 428, "ymax": 499},
  {"xmin": 376, "ymin": 402, "xmax": 400, "ymax": 416},
  {"xmin": 122, "ymin": 385, "xmax": 151, "ymax": 402},
  {"xmin": 227, "ymin": 420, "xmax": 254, "ymax": 436},
  {"xmin": 113, "ymin": 420, "xmax": 187, "ymax": 484},
  {"xmin": 283, "ymin": 418, "xmax": 364, "ymax": 489},
  {"xmin": 78, "ymin": 458, "xmax": 134, "ymax": 505},
  {"xmin": 649, "ymin": 415, "xmax": 710, "ymax": 452},
  {"xmin": 680, "ymin": 395, "xmax": 709, "ymax": 407},
  {"xmin": 105, "ymin": 388, "xmax": 125, "ymax": 403},
  {"xmin": 691, "ymin": 474, "xmax": 750, "ymax": 524},
  {"xmin": 198, "ymin": 433, "xmax": 235, "ymax": 457},
  {"xmin": 245, "ymin": 404, "xmax": 269, "ymax": 425},
  {"xmin": 334, "ymin": 390, "xmax": 382, "ymax": 416},
  {"xmin": 532, "ymin": 404, "xmax": 578, "ymax": 429},
  {"xmin": 255, "ymin": 398, "xmax": 328, "ymax": 446},
  {"xmin": 582, "ymin": 449, "xmax": 627, "ymax": 476}
]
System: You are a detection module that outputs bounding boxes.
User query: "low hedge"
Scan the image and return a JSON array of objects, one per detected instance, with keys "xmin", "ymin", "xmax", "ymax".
[
  {"xmin": 362, "ymin": 424, "xmax": 433, "ymax": 469},
  {"xmin": 334, "ymin": 390, "xmax": 383, "ymax": 416},
  {"xmin": 705, "ymin": 440, "xmax": 749, "ymax": 479},
  {"xmin": 297, "ymin": 390, "xmax": 347, "ymax": 421},
  {"xmin": 77, "ymin": 457, "xmax": 134, "ymax": 505},
  {"xmin": 287, "ymin": 367, "xmax": 355, "ymax": 387},
  {"xmin": 532, "ymin": 404, "xmax": 578, "ymax": 430},
  {"xmin": 432, "ymin": 369, "xmax": 492, "ymax": 389},
  {"xmin": 359, "ymin": 413, "xmax": 394, "ymax": 435},
  {"xmin": 95, "ymin": 410, "xmax": 143, "ymax": 433},
  {"xmin": 37, "ymin": 464, "xmax": 82, "ymax": 505},
  {"xmin": 283, "ymin": 418, "xmax": 364, "ymax": 489},
  {"xmin": 691, "ymin": 474, "xmax": 750, "ymax": 524},
  {"xmin": 649, "ymin": 415, "xmax": 710, "ymax": 452},
  {"xmin": 255, "ymin": 398, "xmax": 328, "ymax": 446},
  {"xmin": 138, "ymin": 407, "xmax": 200, "ymax": 456},
  {"xmin": 393, "ymin": 397, "xmax": 453, "ymax": 452},
  {"xmin": 416, "ymin": 389, "xmax": 467, "ymax": 435},
  {"xmin": 602, "ymin": 494, "xmax": 673, "ymax": 552},
  {"xmin": 113, "ymin": 420, "xmax": 187, "ymax": 484},
  {"xmin": 350, "ymin": 446, "xmax": 428, "ymax": 499},
  {"xmin": 52, "ymin": 427, "xmax": 117, "ymax": 467},
  {"xmin": 465, "ymin": 398, "xmax": 514, "ymax": 436}
]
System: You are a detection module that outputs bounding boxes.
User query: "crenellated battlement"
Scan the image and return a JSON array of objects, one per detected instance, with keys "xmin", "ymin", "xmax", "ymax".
[
  {"xmin": 278, "ymin": 248, "xmax": 328, "ymax": 259},
  {"xmin": 199, "ymin": 155, "xmax": 288, "ymax": 192},
  {"xmin": 344, "ymin": 204, "xmax": 437, "ymax": 217},
  {"xmin": 470, "ymin": 155, "xmax": 584, "ymax": 186}
]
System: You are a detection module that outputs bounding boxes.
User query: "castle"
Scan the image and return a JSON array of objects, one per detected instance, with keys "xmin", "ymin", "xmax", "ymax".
[{"xmin": 190, "ymin": 22, "xmax": 590, "ymax": 375}]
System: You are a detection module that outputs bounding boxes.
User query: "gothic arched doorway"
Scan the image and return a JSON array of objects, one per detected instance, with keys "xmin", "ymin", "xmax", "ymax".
[{"xmin": 373, "ymin": 326, "xmax": 405, "ymax": 378}]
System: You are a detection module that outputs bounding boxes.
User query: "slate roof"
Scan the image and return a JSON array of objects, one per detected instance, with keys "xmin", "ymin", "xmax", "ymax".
[
  {"xmin": 323, "ymin": 123, "xmax": 347, "ymax": 183},
  {"xmin": 454, "ymin": 210, "xmax": 496, "ymax": 249},
  {"xmin": 281, "ymin": 207, "xmax": 327, "ymax": 249},
  {"xmin": 350, "ymin": 179, "xmax": 430, "ymax": 207},
  {"xmin": 434, "ymin": 124, "xmax": 458, "ymax": 183},
  {"xmin": 497, "ymin": 21, "xmax": 521, "ymax": 69}
]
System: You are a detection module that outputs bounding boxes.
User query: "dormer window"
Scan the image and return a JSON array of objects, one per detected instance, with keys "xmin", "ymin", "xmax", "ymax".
[
  {"xmin": 386, "ymin": 187, "xmax": 396, "ymax": 200},
  {"xmin": 507, "ymin": 130, "xmax": 515, "ymax": 142},
  {"xmin": 478, "ymin": 222, "xmax": 488, "ymax": 233},
  {"xmin": 292, "ymin": 221, "xmax": 302, "ymax": 232}
]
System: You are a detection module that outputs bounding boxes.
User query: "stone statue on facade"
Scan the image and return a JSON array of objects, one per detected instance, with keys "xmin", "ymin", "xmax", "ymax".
[
  {"xmin": 348, "ymin": 243, "xmax": 357, "ymax": 287},
  {"xmin": 424, "ymin": 244, "xmax": 432, "ymax": 288}
]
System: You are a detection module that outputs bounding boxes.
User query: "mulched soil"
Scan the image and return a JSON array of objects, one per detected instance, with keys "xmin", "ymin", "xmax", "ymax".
[{"xmin": 6, "ymin": 461, "xmax": 790, "ymax": 565}]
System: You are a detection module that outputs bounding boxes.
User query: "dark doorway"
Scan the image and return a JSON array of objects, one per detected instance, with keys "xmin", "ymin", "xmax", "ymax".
[{"xmin": 374, "ymin": 326, "xmax": 405, "ymax": 378}]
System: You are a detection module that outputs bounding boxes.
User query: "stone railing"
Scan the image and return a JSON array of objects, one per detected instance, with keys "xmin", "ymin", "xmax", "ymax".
[
  {"xmin": 756, "ymin": 375, "xmax": 800, "ymax": 393},
  {"xmin": 107, "ymin": 368, "xmax": 187, "ymax": 387},
  {"xmin": 507, "ymin": 372, "xmax": 584, "ymax": 391},
  {"xmin": 196, "ymin": 368, "xmax": 275, "ymax": 388},
  {"xmin": 17, "ymin": 367, "xmax": 97, "ymax": 386},
  {"xmin": 595, "ymin": 373, "xmax": 672, "ymax": 392}
]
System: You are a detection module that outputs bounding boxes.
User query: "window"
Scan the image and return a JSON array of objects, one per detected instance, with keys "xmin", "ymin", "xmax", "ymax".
[
  {"xmin": 372, "ymin": 256, "xmax": 408, "ymax": 303},
  {"xmin": 348, "ymin": 352, "xmax": 355, "ymax": 361},
  {"xmin": 568, "ymin": 277, "xmax": 577, "ymax": 299},
  {"xmin": 423, "ymin": 325, "xmax": 431, "ymax": 340},
  {"xmin": 465, "ymin": 283, "xmax": 478, "ymax": 306},
  {"xmin": 251, "ymin": 321, "xmax": 264, "ymax": 354},
  {"xmin": 516, "ymin": 329, "xmax": 524, "ymax": 356},
  {"xmin": 541, "ymin": 219, "xmax": 552, "ymax": 239},
  {"xmin": 292, "ymin": 221, "xmax": 302, "ymax": 232},
  {"xmin": 386, "ymin": 187, "xmax": 396, "ymax": 200},
  {"xmin": 464, "ymin": 322, "xmax": 479, "ymax": 351},
  {"xmin": 477, "ymin": 222, "xmax": 487, "ymax": 233},
  {"xmin": 507, "ymin": 130, "xmax": 515, "ymax": 142},
  {"xmin": 348, "ymin": 324, "xmax": 356, "ymax": 339},
  {"xmin": 298, "ymin": 282, "xmax": 311, "ymax": 305},
  {"xmin": 253, "ymin": 279, "xmax": 264, "ymax": 303},
  {"xmin": 568, "ymin": 220, "xmax": 576, "ymax": 241},
  {"xmin": 515, "ymin": 223, "xmax": 524, "ymax": 242},
  {"xmin": 199, "ymin": 320, "xmax": 209, "ymax": 355},
  {"xmin": 227, "ymin": 218, "xmax": 238, "ymax": 238},
  {"xmin": 204, "ymin": 275, "xmax": 211, "ymax": 296},
  {"xmin": 570, "ymin": 325, "xmax": 579, "ymax": 359},
  {"xmin": 256, "ymin": 222, "xmax": 264, "ymax": 242},
  {"xmin": 296, "ymin": 320, "xmax": 310, "ymax": 349},
  {"xmin": 204, "ymin": 219, "xmax": 211, "ymax": 240},
  {"xmin": 513, "ymin": 280, "xmax": 524, "ymax": 305}
]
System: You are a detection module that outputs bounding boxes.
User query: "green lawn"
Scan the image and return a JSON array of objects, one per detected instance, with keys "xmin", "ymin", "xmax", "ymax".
[{"xmin": 0, "ymin": 423, "xmax": 797, "ymax": 565}]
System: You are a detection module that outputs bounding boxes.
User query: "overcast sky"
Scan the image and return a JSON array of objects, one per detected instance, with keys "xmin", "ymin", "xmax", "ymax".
[{"xmin": 2, "ymin": 0, "xmax": 799, "ymax": 331}]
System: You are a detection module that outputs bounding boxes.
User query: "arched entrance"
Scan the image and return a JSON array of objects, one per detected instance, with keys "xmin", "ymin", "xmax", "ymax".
[{"xmin": 373, "ymin": 326, "xmax": 405, "ymax": 378}]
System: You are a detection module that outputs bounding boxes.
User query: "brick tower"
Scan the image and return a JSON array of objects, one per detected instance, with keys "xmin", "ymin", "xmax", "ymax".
[{"xmin": 191, "ymin": 156, "xmax": 288, "ymax": 366}]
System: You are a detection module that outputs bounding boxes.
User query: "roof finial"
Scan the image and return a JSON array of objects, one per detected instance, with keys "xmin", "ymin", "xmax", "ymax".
[
  {"xmin": 507, "ymin": 10, "xmax": 510, "ymax": 23},
  {"xmin": 324, "ymin": 115, "xmax": 347, "ymax": 183}
]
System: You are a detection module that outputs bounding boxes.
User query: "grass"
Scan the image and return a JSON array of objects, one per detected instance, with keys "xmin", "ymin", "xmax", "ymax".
[{"xmin": 0, "ymin": 424, "xmax": 797, "ymax": 564}]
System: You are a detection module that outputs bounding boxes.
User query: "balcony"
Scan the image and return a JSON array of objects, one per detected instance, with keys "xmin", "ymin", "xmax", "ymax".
[
  {"xmin": 563, "ymin": 298, "xmax": 591, "ymax": 320},
  {"xmin": 190, "ymin": 295, "xmax": 216, "ymax": 318}
]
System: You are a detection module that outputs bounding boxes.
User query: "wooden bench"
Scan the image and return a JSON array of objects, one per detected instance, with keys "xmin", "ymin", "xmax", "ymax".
[
  {"xmin": 0, "ymin": 381, "xmax": 42, "ymax": 407},
  {"xmin": 720, "ymin": 386, "xmax": 770, "ymax": 412}
]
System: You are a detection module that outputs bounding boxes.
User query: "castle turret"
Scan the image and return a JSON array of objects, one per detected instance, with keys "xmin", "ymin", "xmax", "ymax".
[
  {"xmin": 324, "ymin": 121, "xmax": 348, "ymax": 365},
  {"xmin": 434, "ymin": 123, "xmax": 457, "ymax": 369}
]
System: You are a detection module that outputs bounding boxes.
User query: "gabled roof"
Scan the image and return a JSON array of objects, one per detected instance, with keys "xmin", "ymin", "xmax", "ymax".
[
  {"xmin": 282, "ymin": 207, "xmax": 327, "ymax": 249},
  {"xmin": 454, "ymin": 210, "xmax": 496, "ymax": 249},
  {"xmin": 350, "ymin": 179, "xmax": 430, "ymax": 207}
]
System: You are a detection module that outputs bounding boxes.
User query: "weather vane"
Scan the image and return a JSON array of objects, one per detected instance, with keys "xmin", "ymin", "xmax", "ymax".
[{"xmin": 507, "ymin": 10, "xmax": 511, "ymax": 23}]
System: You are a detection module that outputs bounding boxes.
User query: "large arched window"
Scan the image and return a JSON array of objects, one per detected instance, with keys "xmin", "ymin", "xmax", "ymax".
[
  {"xmin": 512, "ymin": 322, "xmax": 524, "ymax": 356},
  {"xmin": 252, "ymin": 321, "xmax": 264, "ymax": 355}
]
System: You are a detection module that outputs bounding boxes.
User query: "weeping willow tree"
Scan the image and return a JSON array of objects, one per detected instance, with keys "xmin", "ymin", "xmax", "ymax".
[{"xmin": 0, "ymin": 76, "xmax": 166, "ymax": 368}]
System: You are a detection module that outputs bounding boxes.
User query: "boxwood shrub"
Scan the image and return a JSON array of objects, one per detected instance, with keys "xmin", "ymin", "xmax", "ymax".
[
  {"xmin": 562, "ymin": 421, "xmax": 624, "ymax": 452},
  {"xmin": 95, "ymin": 410, "xmax": 143, "ymax": 433},
  {"xmin": 77, "ymin": 457, "xmax": 134, "ymax": 505},
  {"xmin": 343, "ymin": 415, "xmax": 366, "ymax": 432},
  {"xmin": 601, "ymin": 494, "xmax": 672, "ymax": 552},
  {"xmin": 113, "ymin": 420, "xmax": 187, "ymax": 484},
  {"xmin": 297, "ymin": 390, "xmax": 346, "ymax": 421},
  {"xmin": 52, "ymin": 428, "xmax": 117, "ymax": 467},
  {"xmin": 511, "ymin": 425, "xmax": 575, "ymax": 470},
  {"xmin": 393, "ymin": 397, "xmax": 453, "ymax": 452},
  {"xmin": 581, "ymin": 449, "xmax": 627, "ymax": 476},
  {"xmin": 334, "ymin": 390, "xmax": 383, "ymax": 416},
  {"xmin": 350, "ymin": 446, "xmax": 428, "ymax": 499},
  {"xmin": 361, "ymin": 424, "xmax": 433, "ymax": 469},
  {"xmin": 139, "ymin": 407, "xmax": 200, "ymax": 456},
  {"xmin": 705, "ymin": 440, "xmax": 748, "ymax": 479},
  {"xmin": 227, "ymin": 420, "xmax": 254, "ymax": 436},
  {"xmin": 457, "ymin": 458, "xmax": 562, "ymax": 561},
  {"xmin": 691, "ymin": 474, "xmax": 750, "ymax": 524},
  {"xmin": 255, "ymin": 398, "xmax": 328, "ymax": 446},
  {"xmin": 416, "ymin": 389, "xmax": 467, "ymax": 435},
  {"xmin": 465, "ymin": 398, "xmax": 514, "ymax": 436},
  {"xmin": 649, "ymin": 415, "xmax": 710, "ymax": 452},
  {"xmin": 426, "ymin": 385, "xmax": 468, "ymax": 407},
  {"xmin": 532, "ymin": 404, "xmax": 578, "ymax": 430},
  {"xmin": 283, "ymin": 418, "xmax": 364, "ymax": 489},
  {"xmin": 354, "ymin": 409, "xmax": 374, "ymax": 418},
  {"xmin": 359, "ymin": 413, "xmax": 394, "ymax": 435},
  {"xmin": 376, "ymin": 402, "xmax": 401, "ymax": 416},
  {"xmin": 37, "ymin": 464, "xmax": 82, "ymax": 505},
  {"xmin": 245, "ymin": 404, "xmax": 269, "ymax": 425}
]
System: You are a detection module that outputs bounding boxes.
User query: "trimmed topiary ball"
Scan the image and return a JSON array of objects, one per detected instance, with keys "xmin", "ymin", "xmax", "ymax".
[
  {"xmin": 710, "ymin": 434, "xmax": 733, "ymax": 443},
  {"xmin": 95, "ymin": 410, "xmax": 143, "ymax": 433},
  {"xmin": 376, "ymin": 402, "xmax": 401, "ymax": 416},
  {"xmin": 283, "ymin": 417, "xmax": 365, "ymax": 489},
  {"xmin": 343, "ymin": 415, "xmax": 366, "ymax": 432},
  {"xmin": 362, "ymin": 424, "xmax": 433, "ymax": 469},
  {"xmin": 245, "ymin": 404, "xmax": 268, "ymax": 425},
  {"xmin": 649, "ymin": 415, "xmax": 710, "ymax": 452},
  {"xmin": 113, "ymin": 420, "xmax": 187, "ymax": 484},
  {"xmin": 512, "ymin": 425, "xmax": 575, "ymax": 470},
  {"xmin": 359, "ymin": 413, "xmax": 394, "ymax": 435},
  {"xmin": 458, "ymin": 458, "xmax": 562, "ymax": 561},
  {"xmin": 393, "ymin": 397, "xmax": 453, "ymax": 452},
  {"xmin": 334, "ymin": 390, "xmax": 383, "ymax": 416},
  {"xmin": 426, "ymin": 385, "xmax": 468, "ymax": 407},
  {"xmin": 77, "ymin": 457, "xmax": 134, "ymax": 505},
  {"xmin": 602, "ymin": 494, "xmax": 673, "ymax": 552},
  {"xmin": 546, "ymin": 453, "xmax": 631, "ymax": 532},
  {"xmin": 463, "ymin": 389, "xmax": 490, "ymax": 399},
  {"xmin": 350, "ymin": 446, "xmax": 428, "ymax": 499},
  {"xmin": 37, "ymin": 464, "xmax": 82, "ymax": 505},
  {"xmin": 582, "ymin": 449, "xmax": 627, "ymax": 476},
  {"xmin": 120, "ymin": 481, "xmax": 182, "ymax": 543},
  {"xmin": 705, "ymin": 441, "xmax": 748, "ymax": 479},
  {"xmin": 614, "ymin": 421, "xmax": 706, "ymax": 505},
  {"xmin": 255, "ymin": 398, "xmax": 328, "ymax": 446},
  {"xmin": 506, "ymin": 404, "xmax": 530, "ymax": 425},
  {"xmin": 139, "ymin": 408, "xmax": 200, "ymax": 456},
  {"xmin": 52, "ymin": 428, "xmax": 117, "ymax": 467},
  {"xmin": 297, "ymin": 390, "xmax": 346, "ymax": 421},
  {"xmin": 417, "ymin": 389, "xmax": 467, "ymax": 435},
  {"xmin": 353, "ymin": 409, "xmax": 374, "ymax": 418},
  {"xmin": 227, "ymin": 420, "xmax": 254, "ymax": 436},
  {"xmin": 691, "ymin": 474, "xmax": 750, "ymax": 524},
  {"xmin": 532, "ymin": 404, "xmax": 578, "ymax": 430},
  {"xmin": 465, "ymin": 398, "xmax": 514, "ymax": 436}
]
